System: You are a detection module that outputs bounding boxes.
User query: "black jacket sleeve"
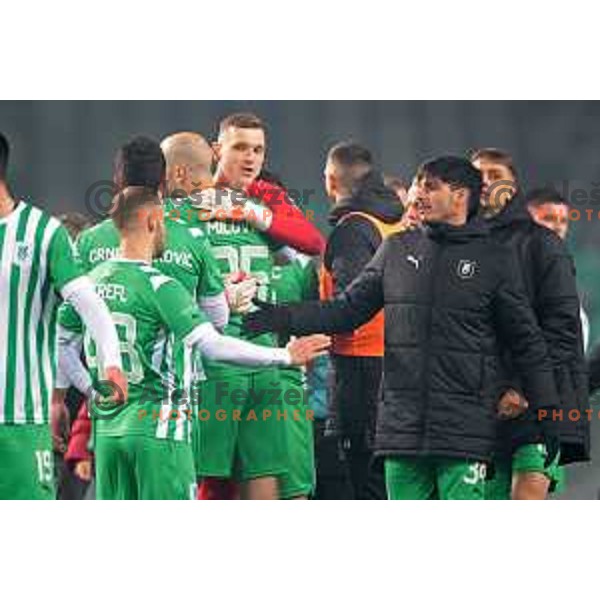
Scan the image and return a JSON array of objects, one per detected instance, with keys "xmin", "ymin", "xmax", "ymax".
[
  {"xmin": 532, "ymin": 229, "xmax": 584, "ymax": 367},
  {"xmin": 287, "ymin": 239, "xmax": 387, "ymax": 336},
  {"xmin": 327, "ymin": 216, "xmax": 380, "ymax": 294},
  {"xmin": 588, "ymin": 343, "xmax": 600, "ymax": 393},
  {"xmin": 492, "ymin": 249, "xmax": 560, "ymax": 410}
]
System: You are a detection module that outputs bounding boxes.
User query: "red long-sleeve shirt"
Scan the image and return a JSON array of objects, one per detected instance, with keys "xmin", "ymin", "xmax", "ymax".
[{"xmin": 247, "ymin": 179, "xmax": 325, "ymax": 255}]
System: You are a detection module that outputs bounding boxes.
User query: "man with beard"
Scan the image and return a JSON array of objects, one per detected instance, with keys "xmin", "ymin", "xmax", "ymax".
[
  {"xmin": 58, "ymin": 187, "xmax": 330, "ymax": 500},
  {"xmin": 244, "ymin": 156, "xmax": 560, "ymax": 500}
]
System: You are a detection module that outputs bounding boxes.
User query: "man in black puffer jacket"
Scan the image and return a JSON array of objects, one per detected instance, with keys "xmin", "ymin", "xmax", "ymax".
[
  {"xmin": 320, "ymin": 143, "xmax": 404, "ymax": 500},
  {"xmin": 471, "ymin": 148, "xmax": 589, "ymax": 500},
  {"xmin": 244, "ymin": 156, "xmax": 561, "ymax": 500}
]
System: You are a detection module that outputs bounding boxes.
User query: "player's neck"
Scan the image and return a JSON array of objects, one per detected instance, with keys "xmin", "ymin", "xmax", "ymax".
[
  {"xmin": 214, "ymin": 169, "xmax": 247, "ymax": 192},
  {"xmin": 214, "ymin": 169, "xmax": 229, "ymax": 189},
  {"xmin": 120, "ymin": 237, "xmax": 153, "ymax": 264}
]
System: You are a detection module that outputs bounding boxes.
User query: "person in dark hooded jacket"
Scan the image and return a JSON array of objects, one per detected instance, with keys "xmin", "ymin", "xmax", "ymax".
[
  {"xmin": 471, "ymin": 148, "xmax": 589, "ymax": 500},
  {"xmin": 244, "ymin": 156, "xmax": 561, "ymax": 500},
  {"xmin": 319, "ymin": 142, "xmax": 404, "ymax": 499}
]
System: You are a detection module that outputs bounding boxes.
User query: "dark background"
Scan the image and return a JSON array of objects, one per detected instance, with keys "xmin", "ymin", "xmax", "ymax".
[{"xmin": 2, "ymin": 100, "xmax": 599, "ymax": 498}]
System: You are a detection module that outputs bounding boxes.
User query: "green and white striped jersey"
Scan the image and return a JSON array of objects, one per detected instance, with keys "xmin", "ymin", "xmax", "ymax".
[
  {"xmin": 0, "ymin": 201, "xmax": 84, "ymax": 425},
  {"xmin": 59, "ymin": 259, "xmax": 208, "ymax": 443}
]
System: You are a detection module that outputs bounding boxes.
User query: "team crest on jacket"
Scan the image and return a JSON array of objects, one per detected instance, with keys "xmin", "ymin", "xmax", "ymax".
[{"xmin": 457, "ymin": 259, "xmax": 477, "ymax": 280}]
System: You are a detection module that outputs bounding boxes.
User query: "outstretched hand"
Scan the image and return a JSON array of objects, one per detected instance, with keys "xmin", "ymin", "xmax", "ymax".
[{"xmin": 287, "ymin": 335, "xmax": 331, "ymax": 366}]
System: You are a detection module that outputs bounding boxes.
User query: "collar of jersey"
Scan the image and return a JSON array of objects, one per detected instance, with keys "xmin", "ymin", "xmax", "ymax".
[{"xmin": 109, "ymin": 257, "xmax": 151, "ymax": 265}]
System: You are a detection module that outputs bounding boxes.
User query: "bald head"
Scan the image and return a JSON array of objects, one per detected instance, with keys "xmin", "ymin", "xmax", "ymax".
[{"xmin": 160, "ymin": 132, "xmax": 214, "ymax": 196}]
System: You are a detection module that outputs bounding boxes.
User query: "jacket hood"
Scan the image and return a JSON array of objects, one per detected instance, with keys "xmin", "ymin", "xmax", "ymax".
[{"xmin": 329, "ymin": 170, "xmax": 404, "ymax": 225}]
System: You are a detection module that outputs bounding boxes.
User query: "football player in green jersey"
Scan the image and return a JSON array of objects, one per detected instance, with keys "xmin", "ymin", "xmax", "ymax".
[
  {"xmin": 58, "ymin": 187, "xmax": 329, "ymax": 500},
  {"xmin": 161, "ymin": 130, "xmax": 302, "ymax": 500},
  {"xmin": 57, "ymin": 137, "xmax": 228, "ymax": 415},
  {"xmin": 78, "ymin": 136, "xmax": 228, "ymax": 326},
  {"xmin": 0, "ymin": 132, "xmax": 126, "ymax": 500},
  {"xmin": 270, "ymin": 252, "xmax": 320, "ymax": 499}
]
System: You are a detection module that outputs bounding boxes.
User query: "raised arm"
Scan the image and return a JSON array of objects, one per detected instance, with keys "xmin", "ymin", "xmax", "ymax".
[{"xmin": 243, "ymin": 240, "xmax": 387, "ymax": 336}]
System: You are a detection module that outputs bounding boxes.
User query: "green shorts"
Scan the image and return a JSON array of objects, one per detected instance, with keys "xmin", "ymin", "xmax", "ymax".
[
  {"xmin": 95, "ymin": 435, "xmax": 196, "ymax": 500},
  {"xmin": 194, "ymin": 370, "xmax": 288, "ymax": 482},
  {"xmin": 278, "ymin": 376, "xmax": 315, "ymax": 499},
  {"xmin": 0, "ymin": 424, "xmax": 55, "ymax": 500},
  {"xmin": 385, "ymin": 456, "xmax": 487, "ymax": 500},
  {"xmin": 485, "ymin": 443, "xmax": 565, "ymax": 500}
]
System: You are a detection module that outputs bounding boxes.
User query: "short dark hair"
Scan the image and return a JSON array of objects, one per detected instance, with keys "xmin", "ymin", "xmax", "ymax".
[
  {"xmin": 219, "ymin": 113, "xmax": 266, "ymax": 136},
  {"xmin": 469, "ymin": 147, "xmax": 519, "ymax": 180},
  {"xmin": 525, "ymin": 187, "xmax": 568, "ymax": 208},
  {"xmin": 114, "ymin": 136, "xmax": 165, "ymax": 191},
  {"xmin": 111, "ymin": 187, "xmax": 161, "ymax": 232},
  {"xmin": 0, "ymin": 132, "xmax": 10, "ymax": 181},
  {"xmin": 58, "ymin": 212, "xmax": 93, "ymax": 240},
  {"xmin": 416, "ymin": 156, "xmax": 482, "ymax": 218},
  {"xmin": 328, "ymin": 142, "xmax": 373, "ymax": 196}
]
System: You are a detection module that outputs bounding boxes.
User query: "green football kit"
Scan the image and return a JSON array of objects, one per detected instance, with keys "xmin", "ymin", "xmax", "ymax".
[
  {"xmin": 165, "ymin": 198, "xmax": 288, "ymax": 482},
  {"xmin": 59, "ymin": 259, "xmax": 209, "ymax": 499},
  {"xmin": 270, "ymin": 255, "xmax": 319, "ymax": 499}
]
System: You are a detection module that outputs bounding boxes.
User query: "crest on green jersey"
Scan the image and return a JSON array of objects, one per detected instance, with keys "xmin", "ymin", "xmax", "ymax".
[{"xmin": 14, "ymin": 241, "xmax": 32, "ymax": 265}]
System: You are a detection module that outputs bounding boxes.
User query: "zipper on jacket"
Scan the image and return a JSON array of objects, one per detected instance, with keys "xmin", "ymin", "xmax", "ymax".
[{"xmin": 419, "ymin": 241, "xmax": 442, "ymax": 453}]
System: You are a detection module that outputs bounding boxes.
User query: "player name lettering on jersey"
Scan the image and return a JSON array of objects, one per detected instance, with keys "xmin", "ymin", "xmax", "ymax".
[
  {"xmin": 96, "ymin": 283, "xmax": 128, "ymax": 303},
  {"xmin": 206, "ymin": 220, "xmax": 253, "ymax": 236},
  {"xmin": 156, "ymin": 249, "xmax": 193, "ymax": 269},
  {"xmin": 89, "ymin": 247, "xmax": 120, "ymax": 264}
]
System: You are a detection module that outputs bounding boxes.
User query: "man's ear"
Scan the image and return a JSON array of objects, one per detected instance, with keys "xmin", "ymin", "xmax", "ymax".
[
  {"xmin": 113, "ymin": 170, "xmax": 124, "ymax": 192},
  {"xmin": 174, "ymin": 164, "xmax": 187, "ymax": 183},
  {"xmin": 146, "ymin": 207, "xmax": 158, "ymax": 233}
]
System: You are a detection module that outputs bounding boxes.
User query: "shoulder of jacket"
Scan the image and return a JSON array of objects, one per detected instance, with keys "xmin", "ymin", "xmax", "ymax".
[
  {"xmin": 529, "ymin": 221, "xmax": 569, "ymax": 258},
  {"xmin": 328, "ymin": 214, "xmax": 380, "ymax": 250}
]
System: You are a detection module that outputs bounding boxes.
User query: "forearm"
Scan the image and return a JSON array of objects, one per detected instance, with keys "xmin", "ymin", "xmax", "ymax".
[
  {"xmin": 62, "ymin": 277, "xmax": 122, "ymax": 370},
  {"xmin": 199, "ymin": 292, "xmax": 230, "ymax": 330},
  {"xmin": 266, "ymin": 205, "xmax": 325, "ymax": 255},
  {"xmin": 185, "ymin": 323, "xmax": 291, "ymax": 367},
  {"xmin": 241, "ymin": 199, "xmax": 325, "ymax": 256},
  {"xmin": 288, "ymin": 268, "xmax": 383, "ymax": 335},
  {"xmin": 286, "ymin": 298, "xmax": 371, "ymax": 336},
  {"xmin": 57, "ymin": 326, "xmax": 94, "ymax": 396}
]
